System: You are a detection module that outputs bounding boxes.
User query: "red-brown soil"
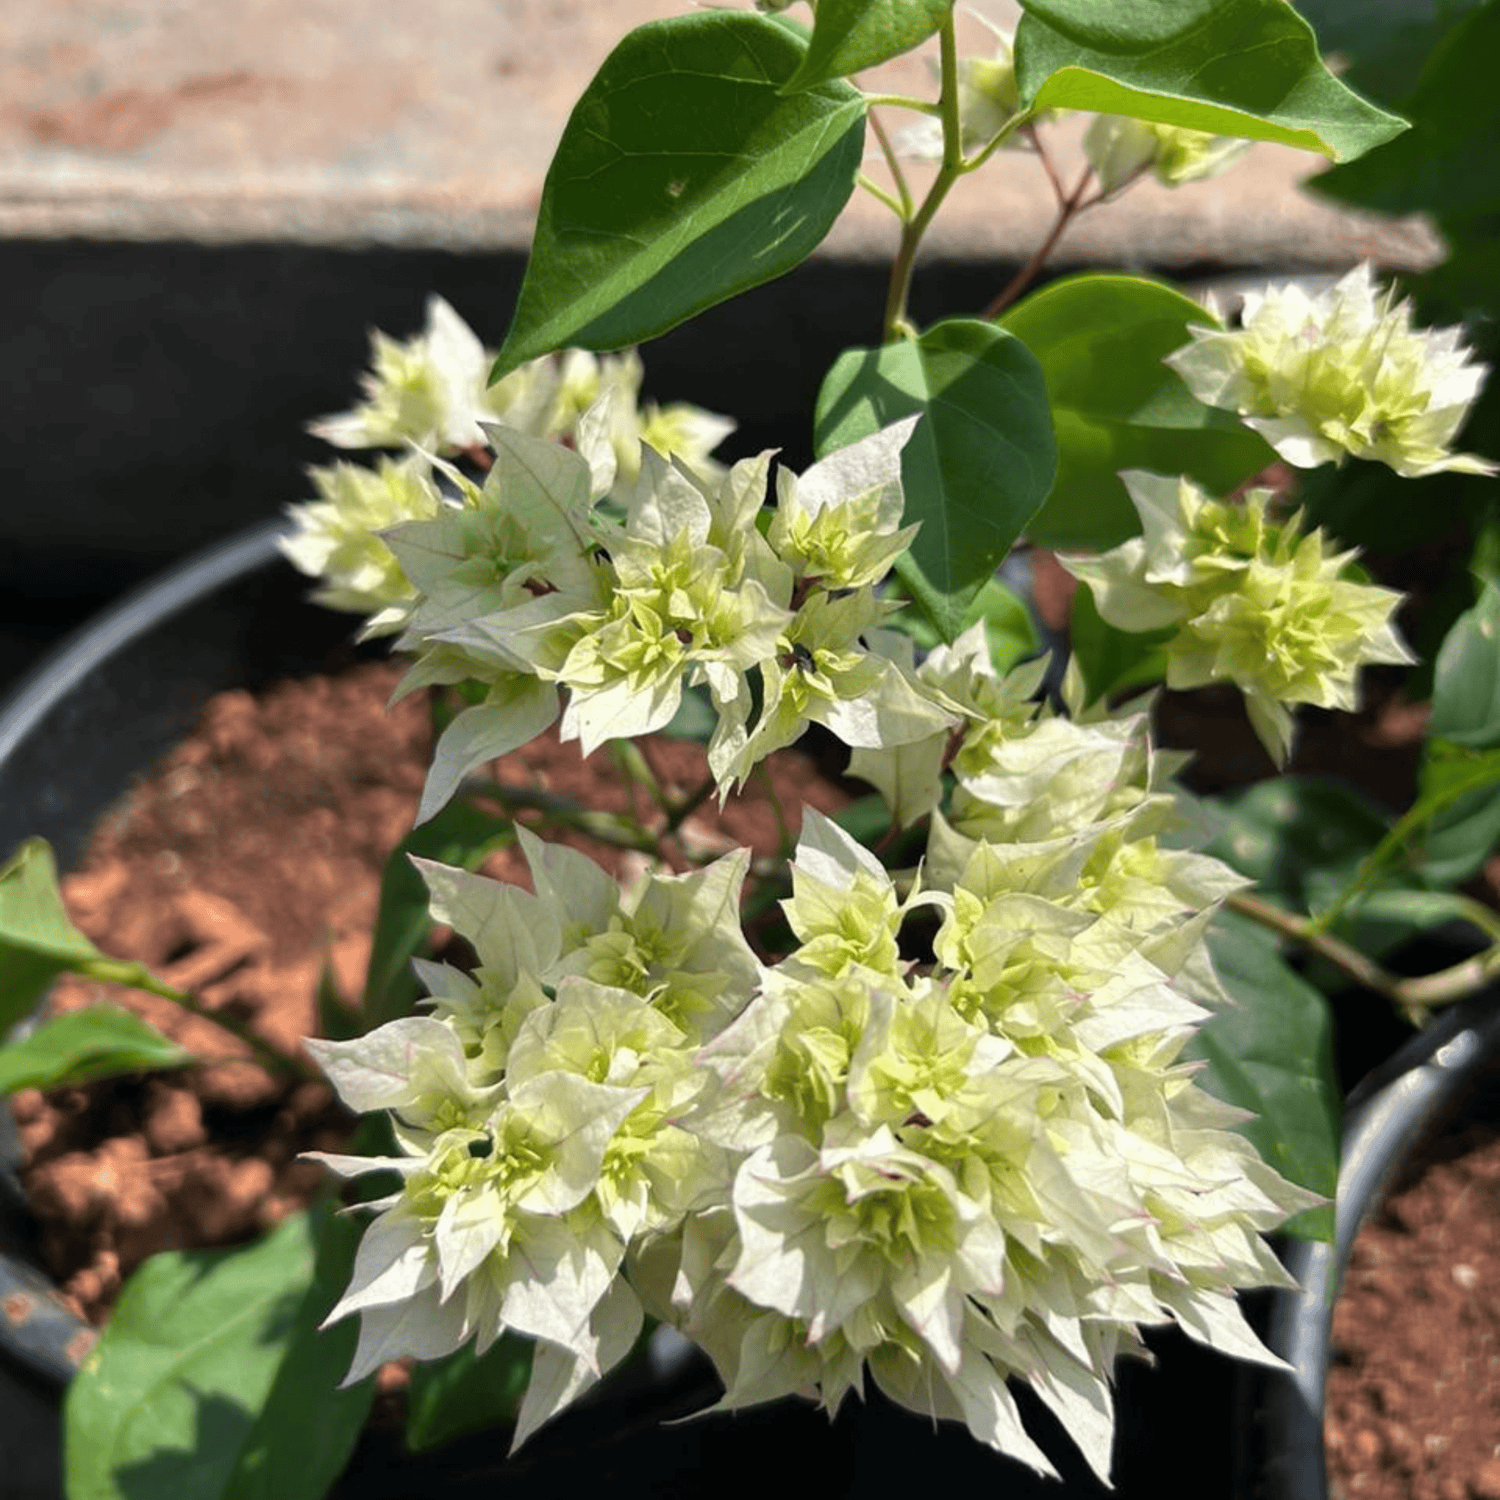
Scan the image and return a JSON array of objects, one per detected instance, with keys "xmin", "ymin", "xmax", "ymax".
[{"xmin": 1326, "ymin": 1125, "xmax": 1500, "ymax": 1500}]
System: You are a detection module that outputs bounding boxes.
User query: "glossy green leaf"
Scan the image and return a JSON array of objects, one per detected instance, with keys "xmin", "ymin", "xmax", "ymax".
[
  {"xmin": 363, "ymin": 799, "xmax": 513, "ymax": 1028},
  {"xmin": 1068, "ymin": 583, "xmax": 1170, "ymax": 702},
  {"xmin": 1187, "ymin": 911, "xmax": 1339, "ymax": 1241},
  {"xmin": 1205, "ymin": 776, "xmax": 1393, "ymax": 916},
  {"xmin": 891, "ymin": 576, "xmax": 1041, "ymax": 671},
  {"xmin": 1420, "ymin": 583, "xmax": 1500, "ymax": 884},
  {"xmin": 1430, "ymin": 581, "xmax": 1500, "ymax": 747},
  {"xmin": 784, "ymin": 0, "xmax": 952, "ymax": 91},
  {"xmin": 814, "ymin": 318, "xmax": 1057, "ymax": 640},
  {"xmin": 999, "ymin": 274, "xmax": 1274, "ymax": 549},
  {"xmin": 221, "ymin": 1208, "xmax": 376, "ymax": 1500},
  {"xmin": 0, "ymin": 1005, "xmax": 189, "ymax": 1096},
  {"xmin": 1313, "ymin": 0, "xmax": 1500, "ymax": 221},
  {"xmin": 1014, "ymin": 0, "xmax": 1406, "ymax": 163},
  {"xmin": 404, "ymin": 1333, "xmax": 534, "ymax": 1454},
  {"xmin": 64, "ymin": 1213, "xmax": 319, "ymax": 1500},
  {"xmin": 1293, "ymin": 0, "xmax": 1483, "ymax": 107},
  {"xmin": 1418, "ymin": 744, "xmax": 1500, "ymax": 886},
  {"xmin": 0, "ymin": 838, "xmax": 101, "ymax": 1033},
  {"xmin": 494, "ymin": 12, "xmax": 866, "ymax": 374},
  {"xmin": 0, "ymin": 838, "xmax": 184, "ymax": 1035}
]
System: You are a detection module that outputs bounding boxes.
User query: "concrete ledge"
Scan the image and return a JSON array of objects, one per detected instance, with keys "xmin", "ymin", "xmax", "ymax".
[{"xmin": 0, "ymin": 0, "xmax": 1442, "ymax": 271}]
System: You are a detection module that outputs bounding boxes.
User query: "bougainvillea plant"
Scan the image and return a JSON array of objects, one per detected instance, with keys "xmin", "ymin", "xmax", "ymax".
[{"xmin": 4, "ymin": 1, "xmax": 1499, "ymax": 1495}]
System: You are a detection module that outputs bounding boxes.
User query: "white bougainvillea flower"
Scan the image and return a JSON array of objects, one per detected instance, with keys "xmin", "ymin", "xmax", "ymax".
[
  {"xmin": 778, "ymin": 809, "xmax": 914, "ymax": 981},
  {"xmin": 768, "ymin": 418, "xmax": 920, "ymax": 589},
  {"xmin": 517, "ymin": 828, "xmax": 764, "ymax": 1042},
  {"xmin": 388, "ymin": 425, "xmax": 607, "ymax": 638},
  {"xmin": 309, "ymin": 297, "xmax": 733, "ymax": 482},
  {"xmin": 1167, "ymin": 264, "xmax": 1497, "ymax": 476},
  {"xmin": 1063, "ymin": 472, "xmax": 1414, "ymax": 764},
  {"xmin": 1083, "ymin": 114, "xmax": 1251, "ymax": 195},
  {"xmin": 279, "ymin": 454, "xmax": 447, "ymax": 636},
  {"xmin": 308, "ymin": 295, "xmax": 506, "ymax": 453}
]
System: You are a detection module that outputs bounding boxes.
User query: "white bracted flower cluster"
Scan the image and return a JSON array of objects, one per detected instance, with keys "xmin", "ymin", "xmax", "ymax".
[
  {"xmin": 377, "ymin": 414, "xmax": 956, "ymax": 822},
  {"xmin": 280, "ymin": 297, "xmax": 735, "ymax": 636},
  {"xmin": 1062, "ymin": 472, "xmax": 1414, "ymax": 765},
  {"xmin": 306, "ymin": 665, "xmax": 1318, "ymax": 1477},
  {"xmin": 1168, "ymin": 265, "xmax": 1496, "ymax": 478}
]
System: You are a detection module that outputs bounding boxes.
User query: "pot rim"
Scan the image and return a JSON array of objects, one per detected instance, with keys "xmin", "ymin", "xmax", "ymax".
[
  {"xmin": 0, "ymin": 520, "xmax": 290, "ymax": 1386},
  {"xmin": 1265, "ymin": 982, "xmax": 1500, "ymax": 1500},
  {"xmin": 0, "ymin": 522, "xmax": 288, "ymax": 772}
]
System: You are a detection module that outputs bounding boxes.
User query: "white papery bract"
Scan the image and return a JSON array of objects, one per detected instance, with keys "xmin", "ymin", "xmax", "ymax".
[
  {"xmin": 307, "ymin": 833, "xmax": 769, "ymax": 1433},
  {"xmin": 674, "ymin": 804, "xmax": 1314, "ymax": 1482},
  {"xmin": 1062, "ymin": 472, "xmax": 1414, "ymax": 764},
  {"xmin": 1167, "ymin": 265, "xmax": 1496, "ymax": 477},
  {"xmin": 314, "ymin": 746, "xmax": 1317, "ymax": 1475},
  {"xmin": 278, "ymin": 455, "xmax": 447, "ymax": 636}
]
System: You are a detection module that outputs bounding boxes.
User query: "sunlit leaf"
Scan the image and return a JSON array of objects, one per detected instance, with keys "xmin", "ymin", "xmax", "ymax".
[
  {"xmin": 1187, "ymin": 912, "xmax": 1339, "ymax": 1241},
  {"xmin": 1014, "ymin": 0, "xmax": 1406, "ymax": 162},
  {"xmin": 814, "ymin": 318, "xmax": 1056, "ymax": 639},
  {"xmin": 999, "ymin": 274, "xmax": 1273, "ymax": 549},
  {"xmin": 784, "ymin": 0, "xmax": 953, "ymax": 91},
  {"xmin": 0, "ymin": 1005, "xmax": 189, "ymax": 1096},
  {"xmin": 494, "ymin": 11, "xmax": 866, "ymax": 373}
]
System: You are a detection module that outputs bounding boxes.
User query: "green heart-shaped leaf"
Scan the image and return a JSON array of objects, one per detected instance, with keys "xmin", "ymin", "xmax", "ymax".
[
  {"xmin": 814, "ymin": 318, "xmax": 1056, "ymax": 640},
  {"xmin": 783, "ymin": 0, "xmax": 953, "ymax": 91},
  {"xmin": 1014, "ymin": 0, "xmax": 1406, "ymax": 162},
  {"xmin": 494, "ymin": 11, "xmax": 866, "ymax": 375},
  {"xmin": 1000, "ymin": 273, "xmax": 1274, "ymax": 549},
  {"xmin": 1189, "ymin": 911, "xmax": 1340, "ymax": 1242},
  {"xmin": 0, "ymin": 1005, "xmax": 190, "ymax": 1096}
]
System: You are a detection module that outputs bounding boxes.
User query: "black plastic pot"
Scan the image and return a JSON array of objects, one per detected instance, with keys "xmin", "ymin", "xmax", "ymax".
[
  {"xmin": 1247, "ymin": 984, "xmax": 1500, "ymax": 1500},
  {"xmin": 0, "ymin": 524, "xmax": 1308, "ymax": 1500}
]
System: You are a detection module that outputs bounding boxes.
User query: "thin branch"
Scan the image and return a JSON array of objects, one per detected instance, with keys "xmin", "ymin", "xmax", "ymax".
[
  {"xmin": 1227, "ymin": 889, "xmax": 1500, "ymax": 1020},
  {"xmin": 882, "ymin": 17, "xmax": 965, "ymax": 341},
  {"xmin": 664, "ymin": 775, "xmax": 718, "ymax": 835},
  {"xmin": 867, "ymin": 109, "xmax": 916, "ymax": 221},
  {"xmin": 1026, "ymin": 125, "xmax": 1069, "ymax": 206},
  {"xmin": 861, "ymin": 93, "xmax": 943, "ymax": 115},
  {"xmin": 857, "ymin": 171, "xmax": 908, "ymax": 221},
  {"xmin": 86, "ymin": 958, "xmax": 318, "ymax": 1081},
  {"xmin": 980, "ymin": 163, "xmax": 1095, "ymax": 318}
]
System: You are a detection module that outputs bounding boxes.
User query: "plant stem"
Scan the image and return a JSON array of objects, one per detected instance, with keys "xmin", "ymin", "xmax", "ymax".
[
  {"xmin": 86, "ymin": 958, "xmax": 317, "ymax": 1081},
  {"xmin": 857, "ymin": 172, "xmax": 908, "ymax": 220},
  {"xmin": 1226, "ymin": 889, "xmax": 1500, "ymax": 1020},
  {"xmin": 861, "ymin": 93, "xmax": 942, "ymax": 115},
  {"xmin": 882, "ymin": 18, "xmax": 965, "ymax": 342},
  {"xmin": 463, "ymin": 779, "xmax": 660, "ymax": 855},
  {"xmin": 610, "ymin": 740, "xmax": 669, "ymax": 818},
  {"xmin": 665, "ymin": 776, "xmax": 718, "ymax": 835},
  {"xmin": 981, "ymin": 162, "xmax": 1096, "ymax": 318},
  {"xmin": 867, "ymin": 110, "xmax": 916, "ymax": 221},
  {"xmin": 753, "ymin": 763, "xmax": 795, "ymax": 863}
]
